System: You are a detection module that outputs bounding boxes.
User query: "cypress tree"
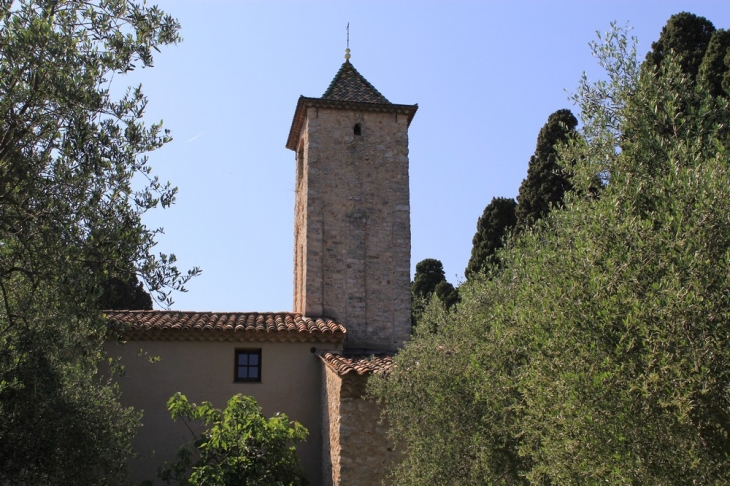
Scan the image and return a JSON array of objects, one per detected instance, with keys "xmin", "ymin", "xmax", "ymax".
[
  {"xmin": 645, "ymin": 12, "xmax": 716, "ymax": 79},
  {"xmin": 412, "ymin": 258, "xmax": 449, "ymax": 301},
  {"xmin": 99, "ymin": 275, "xmax": 154, "ymax": 310},
  {"xmin": 411, "ymin": 258, "xmax": 458, "ymax": 328},
  {"xmin": 515, "ymin": 109, "xmax": 578, "ymax": 230},
  {"xmin": 698, "ymin": 29, "xmax": 730, "ymax": 97},
  {"xmin": 434, "ymin": 280, "xmax": 459, "ymax": 311},
  {"xmin": 465, "ymin": 197, "xmax": 517, "ymax": 280}
]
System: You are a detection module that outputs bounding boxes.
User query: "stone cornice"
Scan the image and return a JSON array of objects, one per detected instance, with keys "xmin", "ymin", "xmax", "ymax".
[{"xmin": 286, "ymin": 96, "xmax": 418, "ymax": 151}]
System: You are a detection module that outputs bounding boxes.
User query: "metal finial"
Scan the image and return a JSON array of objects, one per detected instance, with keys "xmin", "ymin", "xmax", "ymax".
[{"xmin": 345, "ymin": 23, "xmax": 351, "ymax": 61}]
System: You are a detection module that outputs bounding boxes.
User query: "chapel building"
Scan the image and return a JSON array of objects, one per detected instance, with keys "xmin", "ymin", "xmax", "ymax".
[{"xmin": 107, "ymin": 49, "xmax": 417, "ymax": 485}]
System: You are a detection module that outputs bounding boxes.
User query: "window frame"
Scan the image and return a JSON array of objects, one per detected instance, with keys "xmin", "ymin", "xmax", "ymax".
[{"xmin": 234, "ymin": 348, "xmax": 262, "ymax": 383}]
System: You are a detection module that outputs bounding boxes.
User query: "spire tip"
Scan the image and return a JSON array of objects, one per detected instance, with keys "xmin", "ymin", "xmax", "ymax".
[{"xmin": 345, "ymin": 23, "xmax": 351, "ymax": 61}]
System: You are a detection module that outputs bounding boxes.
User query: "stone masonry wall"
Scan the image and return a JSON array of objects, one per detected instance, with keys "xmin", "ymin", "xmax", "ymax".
[
  {"xmin": 338, "ymin": 373, "xmax": 396, "ymax": 485},
  {"xmin": 322, "ymin": 365, "xmax": 342, "ymax": 486},
  {"xmin": 323, "ymin": 366, "xmax": 397, "ymax": 486},
  {"xmin": 294, "ymin": 107, "xmax": 412, "ymax": 350}
]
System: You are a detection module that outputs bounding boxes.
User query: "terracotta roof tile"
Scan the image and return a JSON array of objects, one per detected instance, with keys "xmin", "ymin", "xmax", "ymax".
[
  {"xmin": 106, "ymin": 310, "xmax": 346, "ymax": 344},
  {"xmin": 318, "ymin": 351, "xmax": 394, "ymax": 376},
  {"xmin": 322, "ymin": 61, "xmax": 390, "ymax": 104}
]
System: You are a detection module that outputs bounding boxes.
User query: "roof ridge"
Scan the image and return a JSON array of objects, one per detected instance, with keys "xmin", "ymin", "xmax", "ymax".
[{"xmin": 321, "ymin": 60, "xmax": 390, "ymax": 104}]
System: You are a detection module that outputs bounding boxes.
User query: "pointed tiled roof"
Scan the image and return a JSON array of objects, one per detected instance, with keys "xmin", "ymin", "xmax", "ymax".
[
  {"xmin": 286, "ymin": 57, "xmax": 417, "ymax": 151},
  {"xmin": 321, "ymin": 61, "xmax": 390, "ymax": 104},
  {"xmin": 106, "ymin": 310, "xmax": 346, "ymax": 344}
]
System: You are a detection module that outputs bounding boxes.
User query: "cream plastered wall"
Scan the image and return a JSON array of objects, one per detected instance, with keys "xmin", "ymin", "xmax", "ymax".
[{"xmin": 105, "ymin": 339, "xmax": 339, "ymax": 484}]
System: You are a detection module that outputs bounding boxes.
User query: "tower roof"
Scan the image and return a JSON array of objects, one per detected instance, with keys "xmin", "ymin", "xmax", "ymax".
[
  {"xmin": 286, "ymin": 58, "xmax": 417, "ymax": 151},
  {"xmin": 321, "ymin": 60, "xmax": 391, "ymax": 104}
]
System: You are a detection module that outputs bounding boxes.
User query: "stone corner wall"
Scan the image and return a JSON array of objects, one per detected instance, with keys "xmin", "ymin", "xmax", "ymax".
[
  {"xmin": 322, "ymin": 365, "xmax": 342, "ymax": 486},
  {"xmin": 323, "ymin": 365, "xmax": 399, "ymax": 486}
]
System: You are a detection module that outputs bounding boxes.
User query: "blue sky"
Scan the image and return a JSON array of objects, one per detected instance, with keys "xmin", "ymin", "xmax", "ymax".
[{"xmin": 130, "ymin": 1, "xmax": 730, "ymax": 311}]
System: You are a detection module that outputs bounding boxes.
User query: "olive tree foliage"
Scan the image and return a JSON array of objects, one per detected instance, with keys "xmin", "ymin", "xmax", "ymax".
[
  {"xmin": 371, "ymin": 23, "xmax": 730, "ymax": 485},
  {"xmin": 0, "ymin": 1, "xmax": 196, "ymax": 484},
  {"xmin": 157, "ymin": 393, "xmax": 309, "ymax": 486}
]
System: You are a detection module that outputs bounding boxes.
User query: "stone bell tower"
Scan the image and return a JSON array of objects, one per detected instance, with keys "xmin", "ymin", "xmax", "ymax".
[{"xmin": 286, "ymin": 49, "xmax": 417, "ymax": 351}]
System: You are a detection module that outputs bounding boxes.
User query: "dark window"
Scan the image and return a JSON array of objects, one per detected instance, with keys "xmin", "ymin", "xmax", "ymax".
[
  {"xmin": 354, "ymin": 123, "xmax": 362, "ymax": 136},
  {"xmin": 235, "ymin": 349, "xmax": 261, "ymax": 383}
]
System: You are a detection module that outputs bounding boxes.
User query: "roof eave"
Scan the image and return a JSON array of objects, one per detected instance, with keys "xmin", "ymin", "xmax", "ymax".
[
  {"xmin": 118, "ymin": 328, "xmax": 347, "ymax": 344},
  {"xmin": 317, "ymin": 350, "xmax": 395, "ymax": 376}
]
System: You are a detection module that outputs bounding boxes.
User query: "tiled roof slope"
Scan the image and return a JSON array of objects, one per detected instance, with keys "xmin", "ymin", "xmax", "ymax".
[
  {"xmin": 321, "ymin": 61, "xmax": 390, "ymax": 104},
  {"xmin": 318, "ymin": 351, "xmax": 394, "ymax": 376},
  {"xmin": 107, "ymin": 310, "xmax": 346, "ymax": 343}
]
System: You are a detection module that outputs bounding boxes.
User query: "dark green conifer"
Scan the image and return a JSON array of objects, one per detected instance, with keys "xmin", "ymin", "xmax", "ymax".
[
  {"xmin": 99, "ymin": 275, "xmax": 153, "ymax": 310},
  {"xmin": 515, "ymin": 109, "xmax": 578, "ymax": 230},
  {"xmin": 434, "ymin": 280, "xmax": 459, "ymax": 310},
  {"xmin": 465, "ymin": 197, "xmax": 517, "ymax": 280},
  {"xmin": 412, "ymin": 259, "xmax": 449, "ymax": 300},
  {"xmin": 411, "ymin": 259, "xmax": 458, "ymax": 328},
  {"xmin": 698, "ymin": 29, "xmax": 730, "ymax": 96},
  {"xmin": 645, "ymin": 12, "xmax": 716, "ymax": 79}
]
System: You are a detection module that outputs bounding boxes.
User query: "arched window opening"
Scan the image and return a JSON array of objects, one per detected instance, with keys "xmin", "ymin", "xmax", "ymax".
[{"xmin": 354, "ymin": 123, "xmax": 362, "ymax": 136}]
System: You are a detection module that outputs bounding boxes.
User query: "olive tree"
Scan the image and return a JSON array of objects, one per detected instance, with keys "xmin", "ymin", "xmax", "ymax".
[
  {"xmin": 0, "ymin": 1, "xmax": 196, "ymax": 483},
  {"xmin": 373, "ymin": 22, "xmax": 730, "ymax": 485}
]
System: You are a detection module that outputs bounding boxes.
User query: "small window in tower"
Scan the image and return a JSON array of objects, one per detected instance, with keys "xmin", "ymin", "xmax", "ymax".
[
  {"xmin": 354, "ymin": 123, "xmax": 362, "ymax": 136},
  {"xmin": 234, "ymin": 349, "xmax": 262, "ymax": 383}
]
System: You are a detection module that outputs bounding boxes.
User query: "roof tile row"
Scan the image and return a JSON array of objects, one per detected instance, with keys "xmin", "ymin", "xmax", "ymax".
[
  {"xmin": 322, "ymin": 60, "xmax": 391, "ymax": 104},
  {"xmin": 318, "ymin": 351, "xmax": 394, "ymax": 376},
  {"xmin": 106, "ymin": 310, "xmax": 346, "ymax": 343}
]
